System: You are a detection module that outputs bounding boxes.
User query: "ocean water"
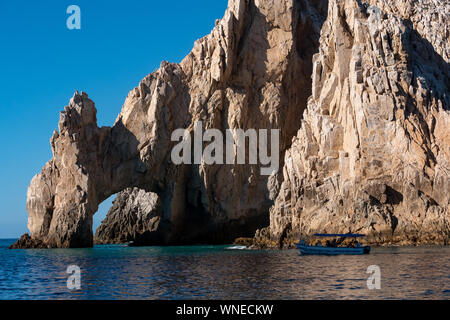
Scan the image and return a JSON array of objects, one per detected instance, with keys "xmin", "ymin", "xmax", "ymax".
[{"xmin": 0, "ymin": 239, "xmax": 448, "ymax": 300}]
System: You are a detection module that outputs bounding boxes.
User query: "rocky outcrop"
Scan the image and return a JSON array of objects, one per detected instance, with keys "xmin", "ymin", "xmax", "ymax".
[
  {"xmin": 13, "ymin": 0, "xmax": 449, "ymax": 249},
  {"xmin": 256, "ymin": 0, "xmax": 449, "ymax": 248},
  {"xmin": 9, "ymin": 234, "xmax": 47, "ymax": 249},
  {"xmin": 94, "ymin": 188, "xmax": 165, "ymax": 245}
]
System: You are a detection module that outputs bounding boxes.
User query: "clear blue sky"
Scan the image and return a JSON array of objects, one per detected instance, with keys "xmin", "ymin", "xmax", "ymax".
[{"xmin": 0, "ymin": 0, "xmax": 228, "ymax": 238}]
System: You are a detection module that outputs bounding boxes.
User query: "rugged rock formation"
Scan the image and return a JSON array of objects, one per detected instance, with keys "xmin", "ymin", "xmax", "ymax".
[
  {"xmin": 14, "ymin": 0, "xmax": 448, "ymax": 248},
  {"xmin": 255, "ymin": 0, "xmax": 450, "ymax": 248},
  {"xmin": 9, "ymin": 233, "xmax": 47, "ymax": 249},
  {"xmin": 94, "ymin": 188, "xmax": 165, "ymax": 245},
  {"xmin": 16, "ymin": 0, "xmax": 329, "ymax": 248}
]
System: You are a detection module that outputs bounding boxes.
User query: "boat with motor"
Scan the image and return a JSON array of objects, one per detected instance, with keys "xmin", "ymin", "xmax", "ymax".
[{"xmin": 296, "ymin": 233, "xmax": 371, "ymax": 255}]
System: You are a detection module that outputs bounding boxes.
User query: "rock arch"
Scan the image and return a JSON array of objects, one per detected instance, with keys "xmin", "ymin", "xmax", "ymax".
[{"xmin": 20, "ymin": 0, "xmax": 329, "ymax": 248}]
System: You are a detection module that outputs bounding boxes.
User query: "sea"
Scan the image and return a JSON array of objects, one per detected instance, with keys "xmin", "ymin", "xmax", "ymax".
[{"xmin": 0, "ymin": 239, "xmax": 448, "ymax": 300}]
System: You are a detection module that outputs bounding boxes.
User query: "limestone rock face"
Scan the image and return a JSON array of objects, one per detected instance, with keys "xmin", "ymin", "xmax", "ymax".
[
  {"xmin": 14, "ymin": 0, "xmax": 449, "ymax": 249},
  {"xmin": 94, "ymin": 188, "xmax": 164, "ymax": 245},
  {"xmin": 256, "ymin": 0, "xmax": 449, "ymax": 248}
]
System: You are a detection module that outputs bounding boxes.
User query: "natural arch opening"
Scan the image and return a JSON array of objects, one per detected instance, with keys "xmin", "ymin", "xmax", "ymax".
[
  {"xmin": 93, "ymin": 194, "xmax": 117, "ymax": 236},
  {"xmin": 93, "ymin": 188, "xmax": 165, "ymax": 245}
]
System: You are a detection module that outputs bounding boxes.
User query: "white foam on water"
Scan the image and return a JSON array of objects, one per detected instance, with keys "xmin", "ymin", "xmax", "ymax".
[{"xmin": 226, "ymin": 245, "xmax": 248, "ymax": 250}]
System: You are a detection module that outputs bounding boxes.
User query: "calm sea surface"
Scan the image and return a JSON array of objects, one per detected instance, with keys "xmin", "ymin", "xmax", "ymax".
[{"xmin": 0, "ymin": 239, "xmax": 448, "ymax": 300}]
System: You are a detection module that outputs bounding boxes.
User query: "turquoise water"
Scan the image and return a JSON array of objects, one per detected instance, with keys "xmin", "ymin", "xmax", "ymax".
[{"xmin": 0, "ymin": 239, "xmax": 449, "ymax": 300}]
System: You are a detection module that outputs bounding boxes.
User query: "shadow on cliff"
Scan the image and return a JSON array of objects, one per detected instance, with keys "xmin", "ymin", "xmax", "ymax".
[
  {"xmin": 233, "ymin": 0, "xmax": 329, "ymax": 238},
  {"xmin": 204, "ymin": 0, "xmax": 330, "ymax": 242},
  {"xmin": 401, "ymin": 19, "xmax": 450, "ymax": 114},
  {"xmin": 399, "ymin": 17, "xmax": 450, "ymax": 171}
]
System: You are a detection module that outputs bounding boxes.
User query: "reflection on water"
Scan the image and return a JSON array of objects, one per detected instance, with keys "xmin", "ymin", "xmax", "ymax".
[{"xmin": 0, "ymin": 239, "xmax": 448, "ymax": 300}]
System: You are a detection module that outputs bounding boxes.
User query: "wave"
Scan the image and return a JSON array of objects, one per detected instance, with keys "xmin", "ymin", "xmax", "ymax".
[{"xmin": 225, "ymin": 245, "xmax": 248, "ymax": 250}]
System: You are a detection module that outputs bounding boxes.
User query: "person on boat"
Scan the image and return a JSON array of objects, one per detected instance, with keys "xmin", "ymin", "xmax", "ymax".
[{"xmin": 347, "ymin": 239, "xmax": 357, "ymax": 248}]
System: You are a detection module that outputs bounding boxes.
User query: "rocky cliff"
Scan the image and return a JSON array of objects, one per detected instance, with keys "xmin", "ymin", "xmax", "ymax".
[
  {"xmin": 13, "ymin": 0, "xmax": 448, "ymax": 249},
  {"xmin": 255, "ymin": 0, "xmax": 450, "ymax": 247}
]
